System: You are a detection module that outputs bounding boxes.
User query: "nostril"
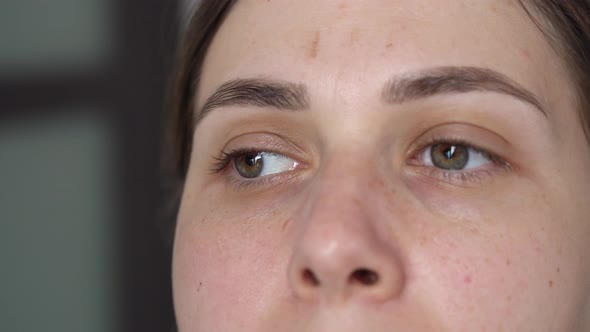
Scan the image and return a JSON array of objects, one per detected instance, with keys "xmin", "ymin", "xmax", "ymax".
[
  {"xmin": 302, "ymin": 268, "xmax": 320, "ymax": 286},
  {"xmin": 350, "ymin": 268, "xmax": 379, "ymax": 286}
]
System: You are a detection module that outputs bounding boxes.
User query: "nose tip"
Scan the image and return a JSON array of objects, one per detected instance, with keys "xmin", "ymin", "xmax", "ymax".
[
  {"xmin": 287, "ymin": 170, "xmax": 407, "ymax": 305},
  {"xmin": 288, "ymin": 241, "xmax": 405, "ymax": 304}
]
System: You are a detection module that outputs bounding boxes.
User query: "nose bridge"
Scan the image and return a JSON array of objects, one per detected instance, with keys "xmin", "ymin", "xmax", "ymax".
[{"xmin": 287, "ymin": 168, "xmax": 406, "ymax": 304}]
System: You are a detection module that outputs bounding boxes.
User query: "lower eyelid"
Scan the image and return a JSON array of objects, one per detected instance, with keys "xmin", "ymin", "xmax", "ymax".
[
  {"xmin": 408, "ymin": 158, "xmax": 512, "ymax": 185},
  {"xmin": 224, "ymin": 168, "xmax": 305, "ymax": 192},
  {"xmin": 409, "ymin": 166, "xmax": 495, "ymax": 186},
  {"xmin": 215, "ymin": 150, "xmax": 307, "ymax": 190}
]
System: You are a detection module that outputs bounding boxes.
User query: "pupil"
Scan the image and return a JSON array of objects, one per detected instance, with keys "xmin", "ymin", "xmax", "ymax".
[
  {"xmin": 245, "ymin": 154, "xmax": 257, "ymax": 166},
  {"xmin": 443, "ymin": 146, "xmax": 456, "ymax": 160}
]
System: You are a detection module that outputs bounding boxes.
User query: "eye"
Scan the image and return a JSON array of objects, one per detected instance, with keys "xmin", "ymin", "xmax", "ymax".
[
  {"xmin": 422, "ymin": 142, "xmax": 492, "ymax": 170},
  {"xmin": 233, "ymin": 151, "xmax": 299, "ymax": 178}
]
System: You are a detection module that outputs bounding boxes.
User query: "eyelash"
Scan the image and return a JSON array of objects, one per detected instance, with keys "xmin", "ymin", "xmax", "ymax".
[
  {"xmin": 209, "ymin": 149, "xmax": 297, "ymax": 191},
  {"xmin": 210, "ymin": 138, "xmax": 512, "ymax": 190},
  {"xmin": 210, "ymin": 149, "xmax": 253, "ymax": 173}
]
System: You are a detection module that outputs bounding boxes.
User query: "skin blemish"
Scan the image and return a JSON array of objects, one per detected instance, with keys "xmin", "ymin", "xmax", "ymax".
[
  {"xmin": 464, "ymin": 275, "xmax": 472, "ymax": 285},
  {"xmin": 197, "ymin": 282, "xmax": 203, "ymax": 293},
  {"xmin": 308, "ymin": 31, "xmax": 321, "ymax": 59},
  {"xmin": 338, "ymin": 2, "xmax": 348, "ymax": 10},
  {"xmin": 349, "ymin": 28, "xmax": 361, "ymax": 46},
  {"xmin": 548, "ymin": 280, "xmax": 554, "ymax": 288},
  {"xmin": 419, "ymin": 236, "xmax": 428, "ymax": 246},
  {"xmin": 506, "ymin": 259, "xmax": 511, "ymax": 266},
  {"xmin": 281, "ymin": 218, "xmax": 290, "ymax": 232}
]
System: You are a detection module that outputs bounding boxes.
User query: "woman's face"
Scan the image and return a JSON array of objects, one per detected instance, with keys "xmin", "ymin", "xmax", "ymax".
[{"xmin": 173, "ymin": 0, "xmax": 590, "ymax": 330}]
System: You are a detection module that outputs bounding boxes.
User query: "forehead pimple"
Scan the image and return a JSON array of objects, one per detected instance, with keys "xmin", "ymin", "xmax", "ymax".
[
  {"xmin": 308, "ymin": 31, "xmax": 321, "ymax": 59},
  {"xmin": 349, "ymin": 27, "xmax": 361, "ymax": 47}
]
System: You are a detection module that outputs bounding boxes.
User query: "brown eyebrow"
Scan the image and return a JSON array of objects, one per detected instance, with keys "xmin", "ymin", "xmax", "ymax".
[
  {"xmin": 195, "ymin": 78, "xmax": 310, "ymax": 126},
  {"xmin": 195, "ymin": 66, "xmax": 547, "ymax": 128},
  {"xmin": 382, "ymin": 66, "xmax": 547, "ymax": 116}
]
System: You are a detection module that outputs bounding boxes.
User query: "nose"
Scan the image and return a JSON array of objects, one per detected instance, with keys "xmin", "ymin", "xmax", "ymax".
[{"xmin": 287, "ymin": 179, "xmax": 406, "ymax": 304}]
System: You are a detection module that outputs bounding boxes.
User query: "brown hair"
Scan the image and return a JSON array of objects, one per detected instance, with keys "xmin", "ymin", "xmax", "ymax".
[
  {"xmin": 517, "ymin": 0, "xmax": 590, "ymax": 138},
  {"xmin": 167, "ymin": 0, "xmax": 590, "ymax": 200},
  {"xmin": 168, "ymin": 0, "xmax": 238, "ymax": 180}
]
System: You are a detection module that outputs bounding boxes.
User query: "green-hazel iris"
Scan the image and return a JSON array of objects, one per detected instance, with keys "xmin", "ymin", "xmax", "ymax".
[
  {"xmin": 431, "ymin": 143, "xmax": 469, "ymax": 170},
  {"xmin": 235, "ymin": 152, "xmax": 264, "ymax": 178}
]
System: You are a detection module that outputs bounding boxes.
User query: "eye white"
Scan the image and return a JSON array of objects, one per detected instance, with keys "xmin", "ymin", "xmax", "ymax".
[
  {"xmin": 421, "ymin": 145, "xmax": 492, "ymax": 170},
  {"xmin": 257, "ymin": 152, "xmax": 299, "ymax": 176}
]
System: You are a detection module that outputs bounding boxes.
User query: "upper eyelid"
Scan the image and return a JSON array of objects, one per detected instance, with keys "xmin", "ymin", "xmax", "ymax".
[
  {"xmin": 409, "ymin": 138, "xmax": 489, "ymax": 159},
  {"xmin": 216, "ymin": 131, "xmax": 310, "ymax": 158},
  {"xmin": 407, "ymin": 126, "xmax": 509, "ymax": 160},
  {"xmin": 405, "ymin": 122, "xmax": 511, "ymax": 151}
]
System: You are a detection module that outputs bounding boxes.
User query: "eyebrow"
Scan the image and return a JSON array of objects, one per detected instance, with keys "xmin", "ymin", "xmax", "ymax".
[
  {"xmin": 382, "ymin": 66, "xmax": 547, "ymax": 116},
  {"xmin": 195, "ymin": 66, "xmax": 547, "ymax": 127},
  {"xmin": 196, "ymin": 78, "xmax": 310, "ymax": 125}
]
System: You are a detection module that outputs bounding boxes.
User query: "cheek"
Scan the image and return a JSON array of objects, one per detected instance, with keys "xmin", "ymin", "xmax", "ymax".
[
  {"xmin": 408, "ymin": 197, "xmax": 585, "ymax": 330},
  {"xmin": 172, "ymin": 204, "xmax": 293, "ymax": 330}
]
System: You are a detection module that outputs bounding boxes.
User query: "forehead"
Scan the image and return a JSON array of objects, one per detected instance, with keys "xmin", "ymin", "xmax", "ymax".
[{"xmin": 197, "ymin": 0, "xmax": 564, "ymax": 110}]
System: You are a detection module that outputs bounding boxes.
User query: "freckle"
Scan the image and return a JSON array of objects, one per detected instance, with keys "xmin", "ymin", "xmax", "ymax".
[
  {"xmin": 308, "ymin": 31, "xmax": 321, "ymax": 59},
  {"xmin": 281, "ymin": 218, "xmax": 290, "ymax": 231},
  {"xmin": 549, "ymin": 280, "xmax": 554, "ymax": 288},
  {"xmin": 506, "ymin": 259, "xmax": 511, "ymax": 266},
  {"xmin": 464, "ymin": 275, "xmax": 472, "ymax": 284},
  {"xmin": 556, "ymin": 267, "xmax": 560, "ymax": 273},
  {"xmin": 349, "ymin": 28, "xmax": 360, "ymax": 46},
  {"xmin": 419, "ymin": 236, "xmax": 427, "ymax": 246},
  {"xmin": 197, "ymin": 282, "xmax": 203, "ymax": 292},
  {"xmin": 385, "ymin": 42, "xmax": 393, "ymax": 49}
]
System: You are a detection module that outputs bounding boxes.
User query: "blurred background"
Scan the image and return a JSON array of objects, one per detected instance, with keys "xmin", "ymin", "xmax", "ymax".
[{"xmin": 0, "ymin": 0, "xmax": 198, "ymax": 331}]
